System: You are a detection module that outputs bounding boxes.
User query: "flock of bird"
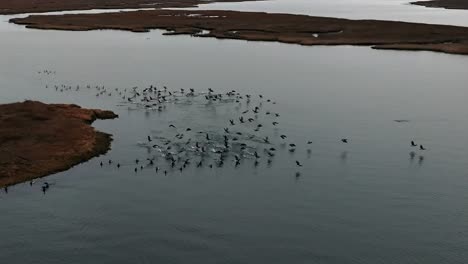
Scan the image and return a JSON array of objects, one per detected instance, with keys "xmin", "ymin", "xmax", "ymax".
[
  {"xmin": 2, "ymin": 71, "xmax": 428, "ymax": 194},
  {"xmin": 49, "ymin": 80, "xmax": 427, "ymax": 171},
  {"xmin": 102, "ymin": 84, "xmax": 321, "ymax": 176},
  {"xmin": 38, "ymin": 70, "xmax": 56, "ymax": 75},
  {"xmin": 102, "ymin": 85, "xmax": 426, "ymax": 176}
]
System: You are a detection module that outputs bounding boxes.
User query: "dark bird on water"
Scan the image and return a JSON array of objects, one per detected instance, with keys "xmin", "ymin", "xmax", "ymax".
[
  {"xmin": 420, "ymin": 145, "xmax": 426, "ymax": 150},
  {"xmin": 147, "ymin": 136, "xmax": 152, "ymax": 142},
  {"xmin": 296, "ymin": 161, "xmax": 303, "ymax": 167},
  {"xmin": 307, "ymin": 141, "xmax": 313, "ymax": 144},
  {"xmin": 341, "ymin": 139, "xmax": 348, "ymax": 143},
  {"xmin": 411, "ymin": 141, "xmax": 418, "ymax": 147},
  {"xmin": 280, "ymin": 135, "xmax": 287, "ymax": 139}
]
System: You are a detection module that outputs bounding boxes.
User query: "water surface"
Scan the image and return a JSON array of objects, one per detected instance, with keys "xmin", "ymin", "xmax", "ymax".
[{"xmin": 1, "ymin": 1, "xmax": 468, "ymax": 264}]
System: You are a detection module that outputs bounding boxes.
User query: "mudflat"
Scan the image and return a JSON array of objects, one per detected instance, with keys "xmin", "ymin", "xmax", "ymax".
[
  {"xmin": 0, "ymin": 101, "xmax": 117, "ymax": 187},
  {"xmin": 11, "ymin": 9, "xmax": 468, "ymax": 55}
]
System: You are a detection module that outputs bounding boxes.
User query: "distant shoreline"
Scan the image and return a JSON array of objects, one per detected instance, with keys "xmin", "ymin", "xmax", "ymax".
[
  {"xmin": 0, "ymin": 101, "xmax": 117, "ymax": 187},
  {"xmin": 0, "ymin": 0, "xmax": 257, "ymax": 15},
  {"xmin": 11, "ymin": 9, "xmax": 468, "ymax": 56},
  {"xmin": 411, "ymin": 0, "xmax": 468, "ymax": 10}
]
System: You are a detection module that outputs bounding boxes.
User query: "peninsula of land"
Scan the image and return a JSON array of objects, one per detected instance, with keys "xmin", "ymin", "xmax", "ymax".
[
  {"xmin": 412, "ymin": 0, "xmax": 468, "ymax": 10},
  {"xmin": 0, "ymin": 101, "xmax": 117, "ymax": 187},
  {"xmin": 11, "ymin": 10, "xmax": 468, "ymax": 55}
]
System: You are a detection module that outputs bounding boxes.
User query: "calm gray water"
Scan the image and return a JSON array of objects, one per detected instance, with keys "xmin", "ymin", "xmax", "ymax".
[{"xmin": 1, "ymin": 1, "xmax": 468, "ymax": 263}]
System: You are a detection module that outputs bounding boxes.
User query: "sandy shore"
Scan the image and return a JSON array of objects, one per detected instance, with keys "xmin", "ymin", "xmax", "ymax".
[
  {"xmin": 0, "ymin": 101, "xmax": 117, "ymax": 187},
  {"xmin": 412, "ymin": 0, "xmax": 468, "ymax": 10},
  {"xmin": 11, "ymin": 9, "xmax": 468, "ymax": 55}
]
